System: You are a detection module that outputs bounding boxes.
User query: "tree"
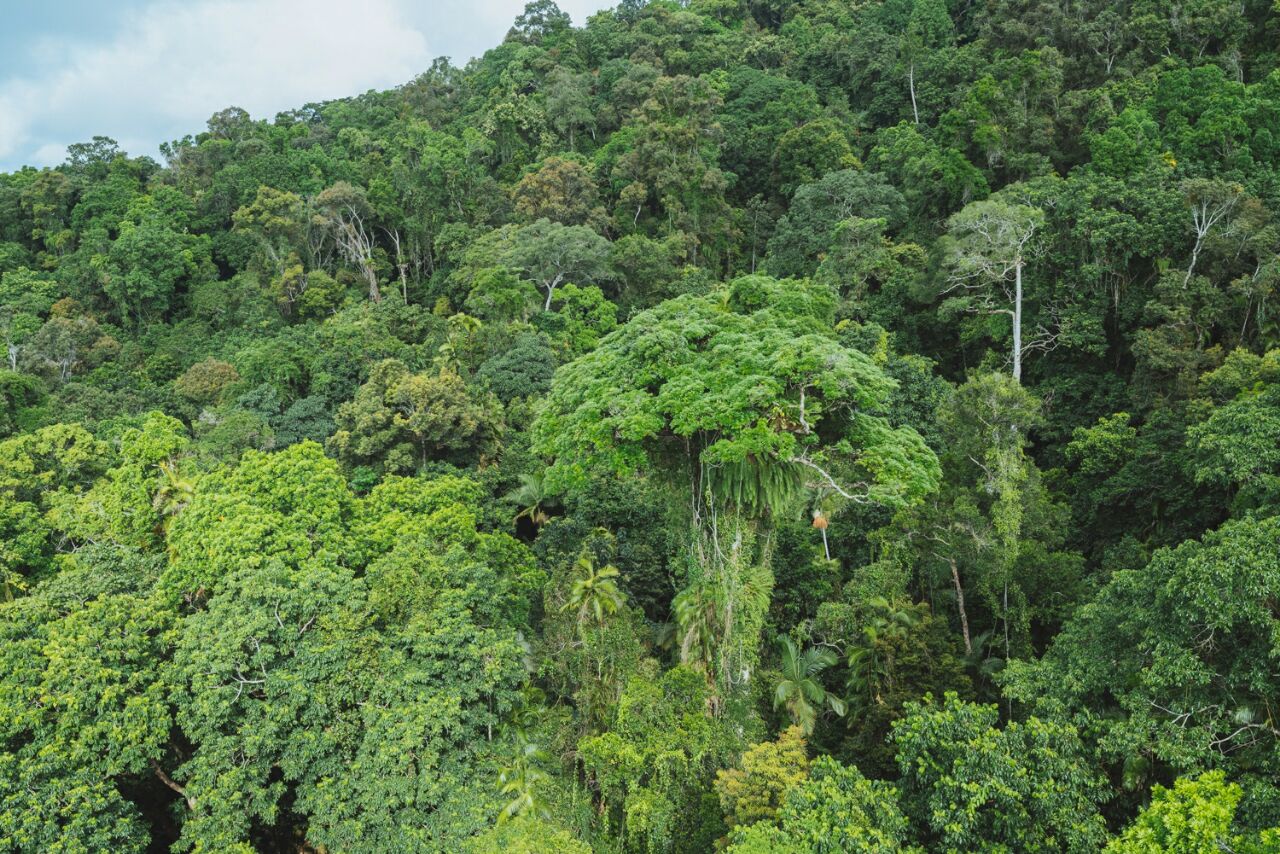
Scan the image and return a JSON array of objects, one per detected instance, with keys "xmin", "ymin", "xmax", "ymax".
[
  {"xmin": 327, "ymin": 359, "xmax": 502, "ymax": 474},
  {"xmin": 1003, "ymin": 515, "xmax": 1280, "ymax": 788},
  {"xmin": 314, "ymin": 181, "xmax": 381, "ymax": 302},
  {"xmin": 899, "ymin": 0, "xmax": 955, "ymax": 125},
  {"xmin": 1180, "ymin": 177, "xmax": 1243, "ymax": 288},
  {"xmin": 715, "ymin": 727, "xmax": 810, "ymax": 832},
  {"xmin": 766, "ymin": 170, "xmax": 906, "ymax": 280},
  {"xmin": 535, "ymin": 275, "xmax": 939, "ymax": 694},
  {"xmin": 231, "ymin": 186, "xmax": 305, "ymax": 276},
  {"xmin": 578, "ymin": 665, "xmax": 741, "ymax": 852},
  {"xmin": 561, "ymin": 550, "xmax": 626, "ymax": 632},
  {"xmin": 772, "ymin": 638, "xmax": 845, "ymax": 735},
  {"xmin": 174, "ymin": 358, "xmax": 240, "ymax": 405},
  {"xmin": 610, "ymin": 75, "xmax": 734, "ymax": 264},
  {"xmin": 726, "ymin": 757, "xmax": 914, "ymax": 853},
  {"xmin": 892, "ymin": 693, "xmax": 1108, "ymax": 853},
  {"xmin": 507, "ymin": 219, "xmax": 613, "ymax": 311},
  {"xmin": 1107, "ymin": 771, "xmax": 1280, "ymax": 853},
  {"xmin": 544, "ymin": 69, "xmax": 597, "ymax": 150},
  {"xmin": 477, "ymin": 332, "xmax": 556, "ymax": 403},
  {"xmin": 469, "ymin": 816, "xmax": 591, "ymax": 854},
  {"xmin": 497, "ymin": 741, "xmax": 553, "ymax": 824},
  {"xmin": 940, "ymin": 199, "xmax": 1046, "ymax": 382},
  {"xmin": 98, "ymin": 193, "xmax": 213, "ymax": 326},
  {"xmin": 511, "ymin": 156, "xmax": 606, "ymax": 228}
]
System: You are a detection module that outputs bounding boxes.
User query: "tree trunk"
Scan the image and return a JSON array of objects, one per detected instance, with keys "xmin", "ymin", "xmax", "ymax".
[
  {"xmin": 1012, "ymin": 260, "xmax": 1023, "ymax": 382},
  {"xmin": 909, "ymin": 61, "xmax": 919, "ymax": 125},
  {"xmin": 151, "ymin": 759, "xmax": 196, "ymax": 811},
  {"xmin": 948, "ymin": 557, "xmax": 972, "ymax": 655},
  {"xmin": 543, "ymin": 272, "xmax": 564, "ymax": 312}
]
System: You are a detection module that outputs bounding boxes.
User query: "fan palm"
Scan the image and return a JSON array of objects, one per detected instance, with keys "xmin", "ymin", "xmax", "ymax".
[{"xmin": 774, "ymin": 636, "xmax": 845, "ymax": 734}]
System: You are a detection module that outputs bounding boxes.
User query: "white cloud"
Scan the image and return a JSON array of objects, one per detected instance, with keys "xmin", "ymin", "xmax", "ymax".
[{"xmin": 0, "ymin": 0, "xmax": 433, "ymax": 168}]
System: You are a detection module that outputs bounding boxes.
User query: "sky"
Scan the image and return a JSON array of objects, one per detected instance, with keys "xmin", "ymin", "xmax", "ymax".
[{"xmin": 0, "ymin": 0, "xmax": 611, "ymax": 172}]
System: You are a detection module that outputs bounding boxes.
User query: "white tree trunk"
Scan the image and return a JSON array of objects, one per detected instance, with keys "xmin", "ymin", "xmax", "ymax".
[
  {"xmin": 1012, "ymin": 260, "xmax": 1023, "ymax": 382},
  {"xmin": 909, "ymin": 61, "xmax": 919, "ymax": 125}
]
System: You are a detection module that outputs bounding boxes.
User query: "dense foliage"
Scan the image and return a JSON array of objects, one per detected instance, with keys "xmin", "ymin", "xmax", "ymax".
[{"xmin": 2, "ymin": 0, "xmax": 1280, "ymax": 850}]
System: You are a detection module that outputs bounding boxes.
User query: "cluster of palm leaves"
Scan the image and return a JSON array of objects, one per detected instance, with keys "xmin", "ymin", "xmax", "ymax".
[{"xmin": 773, "ymin": 636, "xmax": 846, "ymax": 735}]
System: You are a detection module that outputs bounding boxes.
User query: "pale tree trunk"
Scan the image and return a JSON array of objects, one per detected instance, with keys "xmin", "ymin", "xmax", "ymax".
[
  {"xmin": 543, "ymin": 273, "xmax": 564, "ymax": 312},
  {"xmin": 1012, "ymin": 259, "xmax": 1023, "ymax": 382},
  {"xmin": 948, "ymin": 557, "xmax": 972, "ymax": 656},
  {"xmin": 909, "ymin": 61, "xmax": 919, "ymax": 125}
]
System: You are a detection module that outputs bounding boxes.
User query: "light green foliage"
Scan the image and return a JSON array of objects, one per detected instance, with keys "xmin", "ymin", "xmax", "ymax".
[
  {"xmin": 0, "ymin": 423, "xmax": 106, "ymax": 504},
  {"xmin": 50, "ymin": 412, "xmax": 189, "ymax": 550},
  {"xmin": 40, "ymin": 594, "xmax": 175, "ymax": 777},
  {"xmin": 536, "ymin": 282, "xmax": 618, "ymax": 356},
  {"xmin": 162, "ymin": 440, "xmax": 353, "ymax": 601},
  {"xmin": 534, "ymin": 273, "xmax": 937, "ymax": 511},
  {"xmin": 0, "ymin": 496, "xmax": 50, "ymax": 598},
  {"xmin": 580, "ymin": 665, "xmax": 741, "ymax": 853},
  {"xmin": 98, "ymin": 190, "xmax": 213, "ymax": 325},
  {"xmin": 0, "ymin": 753, "xmax": 148, "ymax": 854},
  {"xmin": 771, "ymin": 639, "xmax": 845, "ymax": 734},
  {"xmin": 892, "ymin": 693, "xmax": 1109, "ymax": 853},
  {"xmin": 231, "ymin": 185, "xmax": 305, "ymax": 276},
  {"xmin": 327, "ymin": 359, "xmax": 502, "ymax": 474},
  {"xmin": 1107, "ymin": 771, "xmax": 1280, "ymax": 853},
  {"xmin": 468, "ymin": 815, "xmax": 592, "ymax": 854},
  {"xmin": 727, "ymin": 757, "xmax": 915, "ymax": 854},
  {"xmin": 715, "ymin": 726, "xmax": 810, "ymax": 831}
]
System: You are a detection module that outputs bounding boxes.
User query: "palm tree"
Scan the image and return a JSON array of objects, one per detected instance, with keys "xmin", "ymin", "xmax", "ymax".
[
  {"xmin": 672, "ymin": 580, "xmax": 716, "ymax": 673},
  {"xmin": 561, "ymin": 552, "xmax": 626, "ymax": 631},
  {"xmin": 152, "ymin": 459, "xmax": 195, "ymax": 531},
  {"xmin": 773, "ymin": 636, "xmax": 845, "ymax": 734},
  {"xmin": 503, "ymin": 471, "xmax": 554, "ymax": 527},
  {"xmin": 845, "ymin": 596, "xmax": 923, "ymax": 708},
  {"xmin": 497, "ymin": 740, "xmax": 551, "ymax": 824}
]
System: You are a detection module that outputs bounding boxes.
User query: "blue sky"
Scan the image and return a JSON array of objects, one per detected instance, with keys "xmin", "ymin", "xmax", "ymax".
[{"xmin": 0, "ymin": 0, "xmax": 610, "ymax": 172}]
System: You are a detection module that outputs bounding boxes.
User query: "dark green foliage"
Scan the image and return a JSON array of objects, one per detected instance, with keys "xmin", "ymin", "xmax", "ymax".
[{"xmin": 2, "ymin": 0, "xmax": 1279, "ymax": 848}]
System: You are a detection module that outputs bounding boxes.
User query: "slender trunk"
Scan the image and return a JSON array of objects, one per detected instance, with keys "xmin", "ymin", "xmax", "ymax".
[
  {"xmin": 1002, "ymin": 578, "xmax": 1011, "ymax": 661},
  {"xmin": 949, "ymin": 557, "xmax": 972, "ymax": 655},
  {"xmin": 543, "ymin": 273, "xmax": 563, "ymax": 312},
  {"xmin": 909, "ymin": 61, "xmax": 919, "ymax": 125},
  {"xmin": 1012, "ymin": 260, "xmax": 1023, "ymax": 382},
  {"xmin": 1184, "ymin": 234, "xmax": 1204, "ymax": 288}
]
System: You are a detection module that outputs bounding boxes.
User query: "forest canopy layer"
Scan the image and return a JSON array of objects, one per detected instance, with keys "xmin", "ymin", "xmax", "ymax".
[{"xmin": 2, "ymin": 0, "xmax": 1280, "ymax": 851}]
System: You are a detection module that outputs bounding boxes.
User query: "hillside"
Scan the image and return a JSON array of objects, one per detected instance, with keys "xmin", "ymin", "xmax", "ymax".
[{"xmin": 2, "ymin": 0, "xmax": 1280, "ymax": 851}]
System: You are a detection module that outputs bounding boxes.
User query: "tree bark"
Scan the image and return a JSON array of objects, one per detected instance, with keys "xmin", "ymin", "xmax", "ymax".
[
  {"xmin": 151, "ymin": 759, "xmax": 196, "ymax": 811},
  {"xmin": 948, "ymin": 557, "xmax": 972, "ymax": 655},
  {"xmin": 909, "ymin": 61, "xmax": 920, "ymax": 125},
  {"xmin": 1012, "ymin": 259, "xmax": 1023, "ymax": 382}
]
